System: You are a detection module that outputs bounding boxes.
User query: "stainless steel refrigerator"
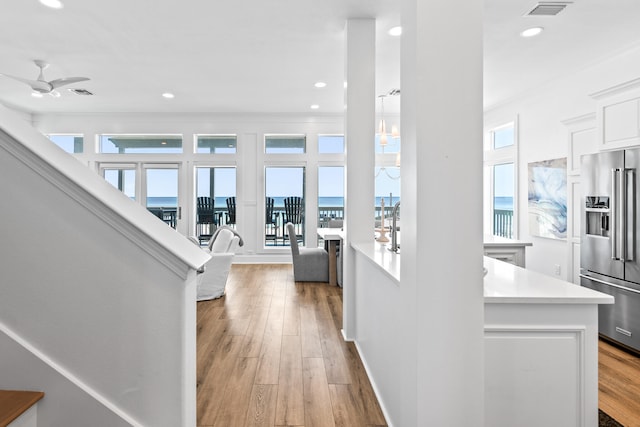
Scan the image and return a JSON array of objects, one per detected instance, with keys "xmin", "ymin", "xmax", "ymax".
[{"xmin": 581, "ymin": 149, "xmax": 640, "ymax": 353}]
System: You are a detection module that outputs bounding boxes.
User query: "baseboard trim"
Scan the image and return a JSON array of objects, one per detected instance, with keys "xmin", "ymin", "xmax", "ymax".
[{"xmin": 353, "ymin": 340, "xmax": 394, "ymax": 427}]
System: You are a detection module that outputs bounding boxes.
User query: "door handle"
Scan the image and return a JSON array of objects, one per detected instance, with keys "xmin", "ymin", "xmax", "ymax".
[{"xmin": 626, "ymin": 169, "xmax": 635, "ymax": 261}]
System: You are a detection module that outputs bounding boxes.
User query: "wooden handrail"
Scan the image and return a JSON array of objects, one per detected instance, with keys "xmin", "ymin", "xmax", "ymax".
[{"xmin": 0, "ymin": 390, "xmax": 44, "ymax": 427}]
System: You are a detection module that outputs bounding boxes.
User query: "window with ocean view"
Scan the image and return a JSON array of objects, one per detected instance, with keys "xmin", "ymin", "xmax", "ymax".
[
  {"xmin": 48, "ymin": 134, "xmax": 83, "ymax": 154},
  {"xmin": 318, "ymin": 166, "xmax": 344, "ymax": 228},
  {"xmin": 196, "ymin": 167, "xmax": 237, "ymax": 234},
  {"xmin": 145, "ymin": 166, "xmax": 179, "ymax": 228},
  {"xmin": 100, "ymin": 135, "xmax": 183, "ymax": 154},
  {"xmin": 265, "ymin": 166, "xmax": 305, "ymax": 246},
  {"xmin": 485, "ymin": 121, "xmax": 517, "ymax": 238},
  {"xmin": 375, "ymin": 167, "xmax": 401, "ymax": 226}
]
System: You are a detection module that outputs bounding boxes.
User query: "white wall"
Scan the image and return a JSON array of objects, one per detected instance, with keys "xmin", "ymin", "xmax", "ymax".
[{"xmin": 484, "ymin": 44, "xmax": 640, "ymax": 278}]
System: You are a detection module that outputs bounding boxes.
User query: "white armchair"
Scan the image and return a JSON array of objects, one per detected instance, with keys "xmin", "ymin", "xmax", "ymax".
[{"xmin": 190, "ymin": 226, "xmax": 243, "ymax": 301}]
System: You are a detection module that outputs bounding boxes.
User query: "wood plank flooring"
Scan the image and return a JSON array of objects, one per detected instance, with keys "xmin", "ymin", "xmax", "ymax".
[
  {"xmin": 197, "ymin": 264, "xmax": 387, "ymax": 427},
  {"xmin": 599, "ymin": 339, "xmax": 640, "ymax": 426}
]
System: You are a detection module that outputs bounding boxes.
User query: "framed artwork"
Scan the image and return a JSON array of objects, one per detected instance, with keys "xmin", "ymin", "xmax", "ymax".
[{"xmin": 528, "ymin": 157, "xmax": 567, "ymax": 239}]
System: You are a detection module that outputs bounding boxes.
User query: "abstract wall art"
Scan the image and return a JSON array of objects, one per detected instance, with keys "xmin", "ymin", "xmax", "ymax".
[{"xmin": 528, "ymin": 157, "xmax": 567, "ymax": 240}]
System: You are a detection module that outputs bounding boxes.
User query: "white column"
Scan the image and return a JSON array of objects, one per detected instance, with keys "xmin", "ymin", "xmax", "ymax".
[
  {"xmin": 400, "ymin": 0, "xmax": 484, "ymax": 425},
  {"xmin": 343, "ymin": 18, "xmax": 376, "ymax": 339}
]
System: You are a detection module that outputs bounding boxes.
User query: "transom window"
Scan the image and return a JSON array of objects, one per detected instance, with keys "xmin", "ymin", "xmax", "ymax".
[
  {"xmin": 265, "ymin": 135, "xmax": 305, "ymax": 154},
  {"xmin": 100, "ymin": 134, "xmax": 183, "ymax": 154},
  {"xmin": 47, "ymin": 134, "xmax": 84, "ymax": 154},
  {"xmin": 318, "ymin": 135, "xmax": 344, "ymax": 153},
  {"xmin": 196, "ymin": 135, "xmax": 237, "ymax": 154}
]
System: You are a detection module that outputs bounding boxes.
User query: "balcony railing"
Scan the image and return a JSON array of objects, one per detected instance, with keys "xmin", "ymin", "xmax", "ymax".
[{"xmin": 494, "ymin": 209, "xmax": 513, "ymax": 239}]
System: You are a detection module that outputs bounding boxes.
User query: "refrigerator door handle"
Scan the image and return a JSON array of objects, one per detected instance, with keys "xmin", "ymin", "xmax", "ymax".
[
  {"xmin": 612, "ymin": 168, "xmax": 620, "ymax": 260},
  {"xmin": 627, "ymin": 169, "xmax": 635, "ymax": 261},
  {"xmin": 619, "ymin": 168, "xmax": 627, "ymax": 261}
]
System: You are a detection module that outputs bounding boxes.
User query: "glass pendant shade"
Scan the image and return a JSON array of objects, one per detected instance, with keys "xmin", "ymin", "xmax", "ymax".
[
  {"xmin": 391, "ymin": 125, "xmax": 400, "ymax": 138},
  {"xmin": 378, "ymin": 118, "xmax": 386, "ymax": 134},
  {"xmin": 380, "ymin": 132, "xmax": 388, "ymax": 146}
]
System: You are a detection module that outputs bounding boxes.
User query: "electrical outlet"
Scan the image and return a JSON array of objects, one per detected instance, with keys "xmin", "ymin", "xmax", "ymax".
[{"xmin": 554, "ymin": 264, "xmax": 561, "ymax": 276}]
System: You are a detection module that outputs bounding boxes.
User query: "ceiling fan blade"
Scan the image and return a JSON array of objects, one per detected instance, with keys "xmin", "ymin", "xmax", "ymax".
[
  {"xmin": 0, "ymin": 73, "xmax": 51, "ymax": 91},
  {"xmin": 49, "ymin": 77, "xmax": 90, "ymax": 89}
]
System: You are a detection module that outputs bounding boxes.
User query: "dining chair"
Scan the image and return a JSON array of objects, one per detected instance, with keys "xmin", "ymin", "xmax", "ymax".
[{"xmin": 286, "ymin": 222, "xmax": 329, "ymax": 282}]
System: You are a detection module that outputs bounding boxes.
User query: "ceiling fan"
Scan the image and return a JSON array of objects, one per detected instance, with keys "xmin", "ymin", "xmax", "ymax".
[{"xmin": 0, "ymin": 60, "xmax": 90, "ymax": 97}]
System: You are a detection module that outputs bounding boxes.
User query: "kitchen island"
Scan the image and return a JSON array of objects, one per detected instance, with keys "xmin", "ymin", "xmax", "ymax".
[
  {"xmin": 350, "ymin": 241, "xmax": 613, "ymax": 427},
  {"xmin": 484, "ymin": 256, "xmax": 613, "ymax": 427},
  {"xmin": 483, "ymin": 234, "xmax": 532, "ymax": 267}
]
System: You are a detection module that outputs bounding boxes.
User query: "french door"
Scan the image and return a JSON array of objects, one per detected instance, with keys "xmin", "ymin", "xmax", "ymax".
[{"xmin": 100, "ymin": 162, "xmax": 181, "ymax": 230}]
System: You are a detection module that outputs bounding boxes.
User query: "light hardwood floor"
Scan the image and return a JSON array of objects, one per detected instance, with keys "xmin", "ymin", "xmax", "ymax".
[
  {"xmin": 196, "ymin": 264, "xmax": 387, "ymax": 427},
  {"xmin": 599, "ymin": 339, "xmax": 640, "ymax": 427}
]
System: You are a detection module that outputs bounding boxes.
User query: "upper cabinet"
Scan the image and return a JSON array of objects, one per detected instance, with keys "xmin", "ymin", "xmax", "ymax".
[{"xmin": 591, "ymin": 78, "xmax": 640, "ymax": 151}]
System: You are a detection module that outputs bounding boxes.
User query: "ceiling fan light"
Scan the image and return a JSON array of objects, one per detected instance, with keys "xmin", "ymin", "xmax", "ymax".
[
  {"xmin": 31, "ymin": 91, "xmax": 43, "ymax": 98},
  {"xmin": 49, "ymin": 90, "xmax": 61, "ymax": 98}
]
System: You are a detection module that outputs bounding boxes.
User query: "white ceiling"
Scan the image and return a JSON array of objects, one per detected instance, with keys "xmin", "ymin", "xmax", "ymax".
[{"xmin": 1, "ymin": 0, "xmax": 640, "ymax": 116}]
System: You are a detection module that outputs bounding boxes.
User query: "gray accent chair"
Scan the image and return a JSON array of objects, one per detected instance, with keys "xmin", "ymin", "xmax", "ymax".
[{"xmin": 286, "ymin": 222, "xmax": 329, "ymax": 282}]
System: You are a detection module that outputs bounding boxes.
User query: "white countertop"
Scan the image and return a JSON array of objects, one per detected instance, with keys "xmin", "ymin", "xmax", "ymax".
[
  {"xmin": 484, "ymin": 256, "xmax": 614, "ymax": 304},
  {"xmin": 351, "ymin": 240, "xmax": 400, "ymax": 284}
]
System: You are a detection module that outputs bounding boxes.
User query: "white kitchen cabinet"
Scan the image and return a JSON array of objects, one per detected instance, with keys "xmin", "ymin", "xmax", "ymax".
[
  {"xmin": 591, "ymin": 78, "xmax": 640, "ymax": 150},
  {"xmin": 483, "ymin": 235, "xmax": 532, "ymax": 267}
]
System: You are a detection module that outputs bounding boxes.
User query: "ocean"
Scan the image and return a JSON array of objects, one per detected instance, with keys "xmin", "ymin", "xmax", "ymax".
[{"xmin": 494, "ymin": 196, "xmax": 513, "ymax": 211}]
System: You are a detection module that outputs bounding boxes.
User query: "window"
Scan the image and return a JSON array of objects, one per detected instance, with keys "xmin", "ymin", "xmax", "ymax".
[
  {"xmin": 318, "ymin": 166, "xmax": 344, "ymax": 227},
  {"xmin": 265, "ymin": 135, "xmax": 305, "ymax": 154},
  {"xmin": 145, "ymin": 166, "xmax": 179, "ymax": 228},
  {"xmin": 196, "ymin": 167, "xmax": 237, "ymax": 231},
  {"xmin": 100, "ymin": 135, "xmax": 183, "ymax": 154},
  {"xmin": 99, "ymin": 162, "xmax": 180, "ymax": 229},
  {"xmin": 484, "ymin": 121, "xmax": 517, "ymax": 238},
  {"xmin": 103, "ymin": 166, "xmax": 136, "ymax": 200},
  {"xmin": 196, "ymin": 135, "xmax": 237, "ymax": 153},
  {"xmin": 48, "ymin": 134, "xmax": 83, "ymax": 153},
  {"xmin": 265, "ymin": 166, "xmax": 305, "ymax": 246},
  {"xmin": 318, "ymin": 135, "xmax": 344, "ymax": 153},
  {"xmin": 493, "ymin": 163, "xmax": 515, "ymax": 239},
  {"xmin": 375, "ymin": 167, "xmax": 401, "ymax": 226}
]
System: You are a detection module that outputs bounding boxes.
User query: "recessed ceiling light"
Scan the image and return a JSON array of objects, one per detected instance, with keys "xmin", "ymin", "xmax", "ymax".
[
  {"xmin": 162, "ymin": 92, "xmax": 175, "ymax": 99},
  {"xmin": 314, "ymin": 82, "xmax": 327, "ymax": 88},
  {"xmin": 310, "ymin": 104, "xmax": 320, "ymax": 110},
  {"xmin": 520, "ymin": 27, "xmax": 543, "ymax": 38},
  {"xmin": 39, "ymin": 0, "xmax": 64, "ymax": 9},
  {"xmin": 388, "ymin": 26, "xmax": 402, "ymax": 36}
]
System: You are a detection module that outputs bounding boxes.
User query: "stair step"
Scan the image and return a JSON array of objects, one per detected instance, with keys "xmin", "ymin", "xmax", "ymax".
[{"xmin": 0, "ymin": 390, "xmax": 44, "ymax": 427}]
